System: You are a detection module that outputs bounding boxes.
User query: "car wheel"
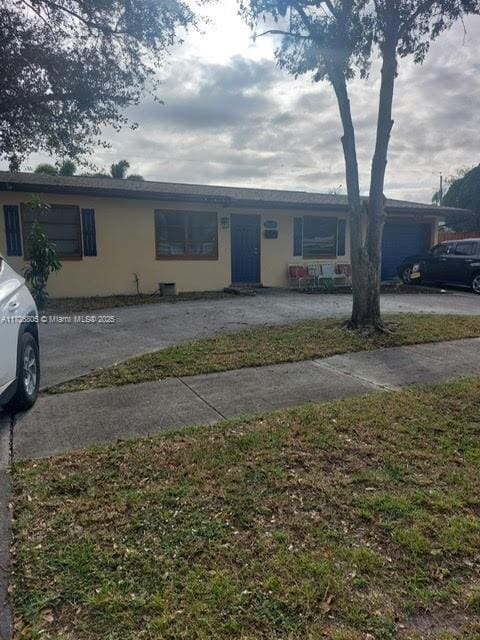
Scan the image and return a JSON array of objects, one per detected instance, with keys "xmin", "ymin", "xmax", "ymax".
[
  {"xmin": 472, "ymin": 273, "xmax": 480, "ymax": 295},
  {"xmin": 401, "ymin": 266, "xmax": 418, "ymax": 285},
  {"xmin": 7, "ymin": 333, "xmax": 40, "ymax": 412}
]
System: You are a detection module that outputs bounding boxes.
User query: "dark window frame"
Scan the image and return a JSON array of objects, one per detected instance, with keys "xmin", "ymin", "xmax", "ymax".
[
  {"xmin": 21, "ymin": 203, "xmax": 83, "ymax": 260},
  {"xmin": 154, "ymin": 209, "xmax": 219, "ymax": 260},
  {"xmin": 302, "ymin": 215, "xmax": 338, "ymax": 259}
]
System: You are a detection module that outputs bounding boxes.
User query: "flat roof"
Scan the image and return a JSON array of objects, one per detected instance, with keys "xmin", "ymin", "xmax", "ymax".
[{"xmin": 0, "ymin": 171, "xmax": 470, "ymax": 216}]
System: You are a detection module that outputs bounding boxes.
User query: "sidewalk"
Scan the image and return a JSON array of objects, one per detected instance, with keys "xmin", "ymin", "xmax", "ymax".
[
  {"xmin": 12, "ymin": 336, "xmax": 480, "ymax": 460},
  {"xmin": 1, "ymin": 337, "xmax": 480, "ymax": 638}
]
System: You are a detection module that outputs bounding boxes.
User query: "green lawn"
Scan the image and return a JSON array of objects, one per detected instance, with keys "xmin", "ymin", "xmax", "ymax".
[
  {"xmin": 13, "ymin": 377, "xmax": 480, "ymax": 639},
  {"xmin": 48, "ymin": 314, "xmax": 480, "ymax": 394}
]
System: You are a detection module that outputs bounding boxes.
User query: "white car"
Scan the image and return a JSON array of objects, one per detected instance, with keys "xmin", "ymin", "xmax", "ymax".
[{"xmin": 0, "ymin": 254, "xmax": 40, "ymax": 411}]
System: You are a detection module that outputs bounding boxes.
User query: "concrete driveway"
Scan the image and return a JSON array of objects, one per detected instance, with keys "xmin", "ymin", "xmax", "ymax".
[{"xmin": 40, "ymin": 288, "xmax": 480, "ymax": 387}]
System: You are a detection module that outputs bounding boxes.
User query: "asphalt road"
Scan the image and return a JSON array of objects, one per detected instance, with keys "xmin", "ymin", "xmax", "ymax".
[{"xmin": 39, "ymin": 288, "xmax": 480, "ymax": 387}]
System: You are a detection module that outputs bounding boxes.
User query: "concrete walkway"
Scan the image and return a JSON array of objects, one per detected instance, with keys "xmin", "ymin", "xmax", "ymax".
[
  {"xmin": 40, "ymin": 289, "xmax": 480, "ymax": 388},
  {"xmin": 13, "ymin": 336, "xmax": 480, "ymax": 460}
]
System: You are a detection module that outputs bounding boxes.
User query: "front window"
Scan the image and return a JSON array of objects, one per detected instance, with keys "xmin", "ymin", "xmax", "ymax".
[
  {"xmin": 431, "ymin": 242, "xmax": 455, "ymax": 257},
  {"xmin": 155, "ymin": 210, "xmax": 218, "ymax": 258},
  {"xmin": 22, "ymin": 204, "xmax": 82, "ymax": 258},
  {"xmin": 303, "ymin": 216, "xmax": 338, "ymax": 258}
]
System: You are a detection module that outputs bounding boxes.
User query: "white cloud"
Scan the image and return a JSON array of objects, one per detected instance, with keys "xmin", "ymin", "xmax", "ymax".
[{"xmin": 17, "ymin": 4, "xmax": 480, "ymax": 203}]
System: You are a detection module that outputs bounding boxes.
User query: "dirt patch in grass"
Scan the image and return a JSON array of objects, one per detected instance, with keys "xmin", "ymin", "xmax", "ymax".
[
  {"xmin": 44, "ymin": 290, "xmax": 239, "ymax": 314},
  {"xmin": 48, "ymin": 314, "xmax": 480, "ymax": 394},
  {"xmin": 12, "ymin": 378, "xmax": 480, "ymax": 639}
]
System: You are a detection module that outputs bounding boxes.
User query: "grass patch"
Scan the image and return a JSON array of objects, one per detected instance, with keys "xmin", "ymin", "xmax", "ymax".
[
  {"xmin": 12, "ymin": 377, "xmax": 480, "ymax": 639},
  {"xmin": 48, "ymin": 314, "xmax": 480, "ymax": 394}
]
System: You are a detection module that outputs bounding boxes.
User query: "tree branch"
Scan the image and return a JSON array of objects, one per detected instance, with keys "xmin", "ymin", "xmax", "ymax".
[
  {"xmin": 398, "ymin": 0, "xmax": 437, "ymax": 37},
  {"xmin": 28, "ymin": 0, "xmax": 127, "ymax": 36},
  {"xmin": 256, "ymin": 29, "xmax": 310, "ymax": 39}
]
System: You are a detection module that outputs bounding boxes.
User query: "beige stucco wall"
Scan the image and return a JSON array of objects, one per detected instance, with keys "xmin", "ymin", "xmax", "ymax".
[
  {"xmin": 0, "ymin": 190, "xmax": 437, "ymax": 298},
  {"xmin": 1, "ymin": 193, "xmax": 233, "ymax": 297},
  {"xmin": 258, "ymin": 210, "xmax": 350, "ymax": 287}
]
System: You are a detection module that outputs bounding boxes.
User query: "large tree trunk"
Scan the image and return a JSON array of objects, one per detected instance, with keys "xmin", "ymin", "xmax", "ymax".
[
  {"xmin": 330, "ymin": 20, "xmax": 398, "ymax": 330},
  {"xmin": 329, "ymin": 69, "xmax": 374, "ymax": 329},
  {"xmin": 361, "ymin": 23, "xmax": 398, "ymax": 330}
]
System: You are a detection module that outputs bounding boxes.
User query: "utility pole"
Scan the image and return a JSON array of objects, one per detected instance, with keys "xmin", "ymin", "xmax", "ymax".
[{"xmin": 439, "ymin": 172, "xmax": 443, "ymax": 205}]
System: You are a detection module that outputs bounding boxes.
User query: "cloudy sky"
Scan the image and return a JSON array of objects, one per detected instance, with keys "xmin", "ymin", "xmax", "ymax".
[{"xmin": 23, "ymin": 1, "xmax": 480, "ymax": 202}]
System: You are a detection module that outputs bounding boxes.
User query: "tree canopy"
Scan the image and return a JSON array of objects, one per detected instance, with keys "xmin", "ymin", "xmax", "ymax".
[
  {"xmin": 33, "ymin": 158, "xmax": 145, "ymax": 179},
  {"xmin": 82, "ymin": 159, "xmax": 144, "ymax": 180},
  {"xmin": 1, "ymin": 0, "xmax": 199, "ymax": 169},
  {"xmin": 111, "ymin": 160, "xmax": 131, "ymax": 180},
  {"xmin": 34, "ymin": 160, "xmax": 77, "ymax": 176},
  {"xmin": 442, "ymin": 164, "xmax": 480, "ymax": 231},
  {"xmin": 241, "ymin": 0, "xmax": 480, "ymax": 329}
]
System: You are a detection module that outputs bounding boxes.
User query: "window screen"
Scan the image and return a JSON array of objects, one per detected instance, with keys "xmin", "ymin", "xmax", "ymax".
[
  {"xmin": 303, "ymin": 217, "xmax": 338, "ymax": 258},
  {"xmin": 155, "ymin": 211, "xmax": 218, "ymax": 258},
  {"xmin": 22, "ymin": 204, "xmax": 82, "ymax": 258}
]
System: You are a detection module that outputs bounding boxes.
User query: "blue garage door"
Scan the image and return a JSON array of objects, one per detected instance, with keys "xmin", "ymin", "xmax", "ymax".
[{"xmin": 381, "ymin": 222, "xmax": 431, "ymax": 280}]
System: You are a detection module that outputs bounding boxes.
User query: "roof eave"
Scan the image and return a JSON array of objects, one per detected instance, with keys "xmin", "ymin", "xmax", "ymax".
[
  {"xmin": 0, "ymin": 178, "xmax": 469, "ymax": 216},
  {"xmin": 0, "ymin": 179, "xmax": 349, "ymax": 211}
]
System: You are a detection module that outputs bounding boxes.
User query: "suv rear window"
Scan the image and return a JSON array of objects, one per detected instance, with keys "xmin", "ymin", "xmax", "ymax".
[{"xmin": 454, "ymin": 242, "xmax": 478, "ymax": 256}]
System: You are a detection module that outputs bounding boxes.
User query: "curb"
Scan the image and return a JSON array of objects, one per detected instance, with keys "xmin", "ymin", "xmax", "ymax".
[{"xmin": 0, "ymin": 413, "xmax": 12, "ymax": 640}]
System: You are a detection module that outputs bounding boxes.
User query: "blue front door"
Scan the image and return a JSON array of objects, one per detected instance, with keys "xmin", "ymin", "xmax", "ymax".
[{"xmin": 231, "ymin": 214, "xmax": 260, "ymax": 284}]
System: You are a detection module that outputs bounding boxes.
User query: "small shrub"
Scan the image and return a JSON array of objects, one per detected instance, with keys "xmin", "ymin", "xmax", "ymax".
[{"xmin": 23, "ymin": 198, "xmax": 62, "ymax": 308}]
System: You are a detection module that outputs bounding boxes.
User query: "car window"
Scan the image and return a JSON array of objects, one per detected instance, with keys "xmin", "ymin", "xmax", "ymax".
[
  {"xmin": 454, "ymin": 242, "xmax": 476, "ymax": 256},
  {"xmin": 431, "ymin": 243, "xmax": 454, "ymax": 256}
]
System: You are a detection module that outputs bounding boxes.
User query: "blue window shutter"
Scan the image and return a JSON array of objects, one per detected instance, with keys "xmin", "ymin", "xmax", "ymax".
[
  {"xmin": 81, "ymin": 208, "xmax": 97, "ymax": 256},
  {"xmin": 337, "ymin": 219, "xmax": 346, "ymax": 256},
  {"xmin": 293, "ymin": 217, "xmax": 303, "ymax": 256},
  {"xmin": 3, "ymin": 205, "xmax": 22, "ymax": 256}
]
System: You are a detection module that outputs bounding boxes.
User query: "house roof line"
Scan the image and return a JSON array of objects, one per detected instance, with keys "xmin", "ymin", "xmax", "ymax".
[{"xmin": 0, "ymin": 171, "xmax": 471, "ymax": 216}]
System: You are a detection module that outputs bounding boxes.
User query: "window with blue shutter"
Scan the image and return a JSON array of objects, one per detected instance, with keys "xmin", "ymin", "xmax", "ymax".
[
  {"xmin": 337, "ymin": 219, "xmax": 346, "ymax": 256},
  {"xmin": 293, "ymin": 217, "xmax": 303, "ymax": 256},
  {"xmin": 3, "ymin": 205, "xmax": 22, "ymax": 256},
  {"xmin": 81, "ymin": 208, "xmax": 97, "ymax": 256}
]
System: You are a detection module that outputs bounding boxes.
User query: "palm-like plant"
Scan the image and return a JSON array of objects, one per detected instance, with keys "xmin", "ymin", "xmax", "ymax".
[{"xmin": 110, "ymin": 160, "xmax": 130, "ymax": 179}]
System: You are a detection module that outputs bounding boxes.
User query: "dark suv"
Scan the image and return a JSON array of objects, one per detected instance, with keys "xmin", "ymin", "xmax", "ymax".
[{"xmin": 398, "ymin": 238, "xmax": 480, "ymax": 294}]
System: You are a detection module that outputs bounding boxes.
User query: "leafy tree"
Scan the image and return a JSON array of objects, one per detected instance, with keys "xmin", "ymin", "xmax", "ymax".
[
  {"xmin": 1, "ymin": 0, "xmax": 198, "ymax": 169},
  {"xmin": 58, "ymin": 160, "xmax": 76, "ymax": 176},
  {"xmin": 34, "ymin": 164, "xmax": 58, "ymax": 176},
  {"xmin": 95, "ymin": 160, "xmax": 144, "ymax": 180},
  {"xmin": 33, "ymin": 160, "xmax": 77, "ymax": 176},
  {"xmin": 242, "ymin": 1, "xmax": 480, "ymax": 330},
  {"xmin": 111, "ymin": 160, "xmax": 131, "ymax": 179},
  {"xmin": 79, "ymin": 172, "xmax": 112, "ymax": 179},
  {"xmin": 442, "ymin": 164, "xmax": 480, "ymax": 231},
  {"xmin": 432, "ymin": 167, "xmax": 472, "ymax": 206},
  {"xmin": 23, "ymin": 198, "xmax": 62, "ymax": 308}
]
